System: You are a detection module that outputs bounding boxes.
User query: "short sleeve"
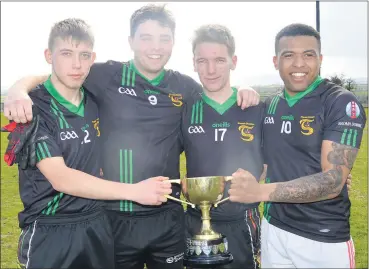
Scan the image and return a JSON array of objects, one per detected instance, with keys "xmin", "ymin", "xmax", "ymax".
[
  {"xmin": 323, "ymin": 91, "xmax": 366, "ymax": 149},
  {"xmin": 35, "ymin": 118, "xmax": 62, "ymax": 163},
  {"xmin": 83, "ymin": 60, "xmax": 119, "ymax": 99}
]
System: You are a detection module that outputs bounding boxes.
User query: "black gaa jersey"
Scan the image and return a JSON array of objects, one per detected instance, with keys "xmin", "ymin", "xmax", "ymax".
[
  {"xmin": 182, "ymin": 88, "xmax": 264, "ymax": 220},
  {"xmin": 262, "ymin": 78, "xmax": 366, "ymax": 243},
  {"xmin": 82, "ymin": 60, "xmax": 202, "ymax": 213},
  {"xmin": 18, "ymin": 78, "xmax": 102, "ymax": 229}
]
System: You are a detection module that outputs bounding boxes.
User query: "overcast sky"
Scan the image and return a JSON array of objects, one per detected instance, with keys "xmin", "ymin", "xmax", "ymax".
[{"xmin": 1, "ymin": 2, "xmax": 367, "ymax": 91}]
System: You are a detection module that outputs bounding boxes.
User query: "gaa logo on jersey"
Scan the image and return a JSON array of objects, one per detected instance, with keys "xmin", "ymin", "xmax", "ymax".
[
  {"xmin": 118, "ymin": 87, "xmax": 137, "ymax": 96},
  {"xmin": 264, "ymin": 117, "xmax": 274, "ymax": 124},
  {"xmin": 60, "ymin": 131, "xmax": 79, "ymax": 140},
  {"xmin": 238, "ymin": 122, "xmax": 255, "ymax": 142},
  {"xmin": 346, "ymin": 101, "xmax": 361, "ymax": 119},
  {"xmin": 188, "ymin": 126, "xmax": 205, "ymax": 134}
]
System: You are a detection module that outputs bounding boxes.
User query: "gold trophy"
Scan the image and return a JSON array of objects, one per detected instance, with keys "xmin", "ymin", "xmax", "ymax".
[{"xmin": 166, "ymin": 176, "xmax": 233, "ymax": 267}]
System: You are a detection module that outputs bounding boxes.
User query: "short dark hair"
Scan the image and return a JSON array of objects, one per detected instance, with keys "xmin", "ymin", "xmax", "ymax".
[
  {"xmin": 192, "ymin": 24, "xmax": 235, "ymax": 57},
  {"xmin": 130, "ymin": 4, "xmax": 176, "ymax": 37},
  {"xmin": 48, "ymin": 18, "xmax": 94, "ymax": 50},
  {"xmin": 275, "ymin": 23, "xmax": 321, "ymax": 55}
]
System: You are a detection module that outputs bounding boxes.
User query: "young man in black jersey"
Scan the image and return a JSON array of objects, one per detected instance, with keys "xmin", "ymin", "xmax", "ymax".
[
  {"xmin": 10, "ymin": 18, "xmax": 172, "ymax": 269},
  {"xmin": 182, "ymin": 24, "xmax": 265, "ymax": 269},
  {"xmin": 229, "ymin": 23, "xmax": 366, "ymax": 268},
  {"xmin": 3, "ymin": 5, "xmax": 260, "ymax": 269}
]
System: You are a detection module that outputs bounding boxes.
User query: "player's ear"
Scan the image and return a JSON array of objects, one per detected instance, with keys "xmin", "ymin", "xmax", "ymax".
[
  {"xmin": 44, "ymin": 48, "xmax": 52, "ymax": 64},
  {"xmin": 128, "ymin": 36, "xmax": 134, "ymax": 50},
  {"xmin": 230, "ymin": 55, "xmax": 237, "ymax": 70},
  {"xmin": 193, "ymin": 57, "xmax": 197, "ymax": 72},
  {"xmin": 273, "ymin": 56, "xmax": 278, "ymax": 70}
]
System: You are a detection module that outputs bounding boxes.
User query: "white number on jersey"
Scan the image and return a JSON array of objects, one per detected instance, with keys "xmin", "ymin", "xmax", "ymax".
[
  {"xmin": 83, "ymin": 130, "xmax": 91, "ymax": 143},
  {"xmin": 280, "ymin": 121, "xmax": 292, "ymax": 134},
  {"xmin": 148, "ymin": 95, "xmax": 157, "ymax": 106},
  {"xmin": 215, "ymin": 128, "xmax": 227, "ymax": 141}
]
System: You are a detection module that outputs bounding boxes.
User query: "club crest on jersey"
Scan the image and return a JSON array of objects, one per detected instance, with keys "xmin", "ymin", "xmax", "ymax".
[
  {"xmin": 346, "ymin": 101, "xmax": 360, "ymax": 119},
  {"xmin": 169, "ymin": 93, "xmax": 183, "ymax": 107},
  {"xmin": 118, "ymin": 87, "xmax": 137, "ymax": 96},
  {"xmin": 188, "ymin": 126, "xmax": 205, "ymax": 134},
  {"xmin": 264, "ymin": 117, "xmax": 274, "ymax": 124},
  {"xmin": 300, "ymin": 116, "xmax": 315, "ymax": 136},
  {"xmin": 92, "ymin": 118, "xmax": 100, "ymax": 137},
  {"xmin": 238, "ymin": 122, "xmax": 255, "ymax": 142}
]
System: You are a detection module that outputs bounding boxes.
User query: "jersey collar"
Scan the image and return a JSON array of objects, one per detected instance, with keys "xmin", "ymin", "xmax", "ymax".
[
  {"xmin": 284, "ymin": 76, "xmax": 323, "ymax": 107},
  {"xmin": 201, "ymin": 87, "xmax": 237, "ymax": 115},
  {"xmin": 129, "ymin": 60, "xmax": 166, "ymax": 86},
  {"xmin": 43, "ymin": 77, "xmax": 85, "ymax": 117}
]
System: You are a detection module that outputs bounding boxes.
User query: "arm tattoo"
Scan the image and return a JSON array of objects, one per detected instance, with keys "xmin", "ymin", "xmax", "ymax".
[
  {"xmin": 269, "ymin": 142, "xmax": 358, "ymax": 203},
  {"xmin": 327, "ymin": 142, "xmax": 358, "ymax": 170}
]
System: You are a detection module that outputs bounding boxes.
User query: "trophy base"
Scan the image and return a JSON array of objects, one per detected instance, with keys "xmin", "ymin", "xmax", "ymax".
[{"xmin": 184, "ymin": 235, "xmax": 233, "ymax": 267}]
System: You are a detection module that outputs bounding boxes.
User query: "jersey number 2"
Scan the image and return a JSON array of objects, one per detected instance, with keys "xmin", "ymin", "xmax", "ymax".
[{"xmin": 83, "ymin": 130, "xmax": 91, "ymax": 143}]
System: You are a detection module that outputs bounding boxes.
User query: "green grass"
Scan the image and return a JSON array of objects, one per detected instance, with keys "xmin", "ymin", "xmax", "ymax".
[{"xmin": 1, "ymin": 112, "xmax": 368, "ymax": 268}]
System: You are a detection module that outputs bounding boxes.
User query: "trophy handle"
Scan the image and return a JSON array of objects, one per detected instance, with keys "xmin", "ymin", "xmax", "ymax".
[
  {"xmin": 165, "ymin": 195, "xmax": 196, "ymax": 208},
  {"xmin": 213, "ymin": 197, "xmax": 230, "ymax": 207},
  {"xmin": 164, "ymin": 179, "xmax": 196, "ymax": 208},
  {"xmin": 213, "ymin": 177, "xmax": 232, "ymax": 207}
]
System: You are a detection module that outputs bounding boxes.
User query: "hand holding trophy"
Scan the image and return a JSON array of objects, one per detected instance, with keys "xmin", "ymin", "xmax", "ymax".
[{"xmin": 165, "ymin": 176, "xmax": 234, "ymax": 267}]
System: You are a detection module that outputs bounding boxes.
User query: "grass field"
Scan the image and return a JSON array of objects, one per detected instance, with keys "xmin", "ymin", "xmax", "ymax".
[{"xmin": 1, "ymin": 111, "xmax": 368, "ymax": 268}]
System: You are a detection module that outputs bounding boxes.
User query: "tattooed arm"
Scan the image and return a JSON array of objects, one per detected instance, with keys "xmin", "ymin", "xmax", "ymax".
[
  {"xmin": 267, "ymin": 141, "xmax": 357, "ymax": 203},
  {"xmin": 229, "ymin": 141, "xmax": 358, "ymax": 204}
]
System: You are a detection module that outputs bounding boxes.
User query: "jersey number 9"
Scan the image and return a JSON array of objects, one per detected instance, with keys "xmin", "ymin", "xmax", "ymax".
[{"xmin": 148, "ymin": 95, "xmax": 157, "ymax": 106}]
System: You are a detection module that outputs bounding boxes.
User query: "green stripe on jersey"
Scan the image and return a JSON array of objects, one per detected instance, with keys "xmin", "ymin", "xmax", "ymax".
[
  {"xmin": 352, "ymin": 130, "xmax": 358, "ymax": 147},
  {"xmin": 346, "ymin": 129, "xmax": 353, "ymax": 146},
  {"xmin": 191, "ymin": 100, "xmax": 204, "ymax": 124},
  {"xmin": 267, "ymin": 95, "xmax": 280, "ymax": 115},
  {"xmin": 119, "ymin": 149, "xmax": 133, "ymax": 212},
  {"xmin": 42, "ymin": 192, "xmax": 64, "ymax": 215}
]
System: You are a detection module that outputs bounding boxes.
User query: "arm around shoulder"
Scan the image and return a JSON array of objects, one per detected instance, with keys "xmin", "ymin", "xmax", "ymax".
[{"xmin": 4, "ymin": 74, "xmax": 49, "ymax": 122}]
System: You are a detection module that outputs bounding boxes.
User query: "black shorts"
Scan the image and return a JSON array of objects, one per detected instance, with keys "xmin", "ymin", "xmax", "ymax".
[
  {"xmin": 108, "ymin": 205, "xmax": 185, "ymax": 269},
  {"xmin": 185, "ymin": 208, "xmax": 261, "ymax": 269},
  {"xmin": 17, "ymin": 208, "xmax": 114, "ymax": 269}
]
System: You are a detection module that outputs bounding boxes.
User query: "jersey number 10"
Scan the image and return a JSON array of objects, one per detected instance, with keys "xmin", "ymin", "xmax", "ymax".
[{"xmin": 280, "ymin": 121, "xmax": 292, "ymax": 134}]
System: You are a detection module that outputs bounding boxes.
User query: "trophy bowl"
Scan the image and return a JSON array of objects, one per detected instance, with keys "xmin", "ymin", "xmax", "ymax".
[{"xmin": 166, "ymin": 176, "xmax": 233, "ymax": 267}]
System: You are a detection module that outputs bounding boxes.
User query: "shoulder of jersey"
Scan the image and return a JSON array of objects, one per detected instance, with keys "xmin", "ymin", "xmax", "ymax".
[
  {"xmin": 95, "ymin": 59, "xmax": 127, "ymax": 73},
  {"xmin": 170, "ymin": 70, "xmax": 203, "ymax": 97},
  {"xmin": 264, "ymin": 90, "xmax": 283, "ymax": 104},
  {"xmin": 319, "ymin": 79, "xmax": 358, "ymax": 103},
  {"xmin": 29, "ymin": 84, "xmax": 51, "ymax": 105}
]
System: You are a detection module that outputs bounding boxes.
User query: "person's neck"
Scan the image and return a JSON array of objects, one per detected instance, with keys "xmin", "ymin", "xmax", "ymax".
[
  {"xmin": 50, "ymin": 74, "xmax": 82, "ymax": 106},
  {"xmin": 132, "ymin": 58, "xmax": 163, "ymax": 80},
  {"xmin": 284, "ymin": 88, "xmax": 296, "ymax": 97},
  {"xmin": 203, "ymin": 84, "xmax": 233, "ymax": 104}
]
